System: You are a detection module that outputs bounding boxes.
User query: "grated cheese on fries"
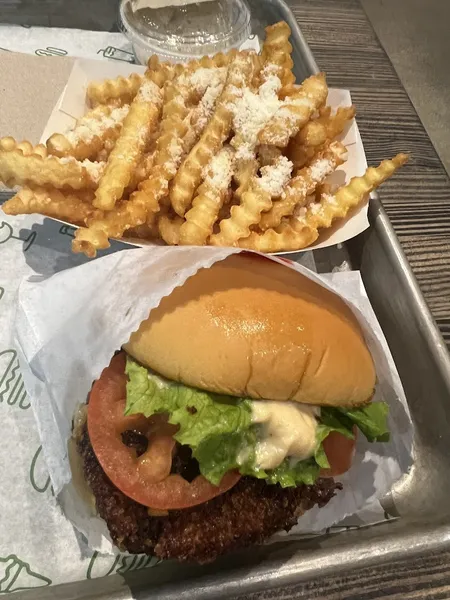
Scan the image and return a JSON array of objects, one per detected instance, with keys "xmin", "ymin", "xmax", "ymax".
[{"xmin": 0, "ymin": 21, "xmax": 408, "ymax": 257}]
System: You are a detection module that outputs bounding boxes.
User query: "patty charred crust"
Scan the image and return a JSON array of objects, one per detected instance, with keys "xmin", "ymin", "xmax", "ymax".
[{"xmin": 78, "ymin": 425, "xmax": 342, "ymax": 564}]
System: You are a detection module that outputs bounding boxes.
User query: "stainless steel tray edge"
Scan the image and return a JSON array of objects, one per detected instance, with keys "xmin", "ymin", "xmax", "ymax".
[
  {"xmin": 135, "ymin": 520, "xmax": 450, "ymax": 600},
  {"xmin": 21, "ymin": 520, "xmax": 450, "ymax": 600},
  {"xmin": 349, "ymin": 200, "xmax": 450, "ymax": 518}
]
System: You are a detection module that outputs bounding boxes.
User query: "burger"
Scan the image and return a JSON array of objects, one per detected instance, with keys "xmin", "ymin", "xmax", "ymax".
[{"xmin": 75, "ymin": 254, "xmax": 389, "ymax": 563}]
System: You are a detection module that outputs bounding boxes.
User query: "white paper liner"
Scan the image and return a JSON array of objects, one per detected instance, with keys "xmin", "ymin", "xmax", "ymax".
[{"xmin": 14, "ymin": 246, "xmax": 413, "ymax": 554}]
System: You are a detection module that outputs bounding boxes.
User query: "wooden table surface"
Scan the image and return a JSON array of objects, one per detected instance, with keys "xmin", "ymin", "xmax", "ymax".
[
  {"xmin": 292, "ymin": 0, "xmax": 450, "ymax": 351},
  {"xmin": 235, "ymin": 1, "xmax": 450, "ymax": 598},
  {"xmin": 2, "ymin": 0, "xmax": 450, "ymax": 597}
]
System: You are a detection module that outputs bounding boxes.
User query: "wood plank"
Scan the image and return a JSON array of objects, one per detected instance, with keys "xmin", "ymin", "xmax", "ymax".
[
  {"xmin": 291, "ymin": 0, "xmax": 450, "ymax": 349},
  {"xmin": 236, "ymin": 549, "xmax": 450, "ymax": 599},
  {"xmin": 0, "ymin": 0, "xmax": 117, "ymax": 29}
]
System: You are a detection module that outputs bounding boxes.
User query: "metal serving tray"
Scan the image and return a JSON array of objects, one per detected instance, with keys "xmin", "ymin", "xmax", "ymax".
[{"xmin": 12, "ymin": 0, "xmax": 450, "ymax": 598}]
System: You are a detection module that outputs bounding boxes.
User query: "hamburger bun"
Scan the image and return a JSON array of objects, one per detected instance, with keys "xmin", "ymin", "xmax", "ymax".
[{"xmin": 124, "ymin": 254, "xmax": 376, "ymax": 407}]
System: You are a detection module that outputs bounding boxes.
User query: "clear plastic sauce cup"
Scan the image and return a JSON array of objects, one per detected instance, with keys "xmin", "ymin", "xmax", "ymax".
[{"xmin": 119, "ymin": 0, "xmax": 252, "ymax": 64}]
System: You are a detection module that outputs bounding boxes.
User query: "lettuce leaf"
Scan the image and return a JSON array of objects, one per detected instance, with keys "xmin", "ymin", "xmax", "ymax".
[
  {"xmin": 314, "ymin": 412, "xmax": 356, "ymax": 469},
  {"xmin": 265, "ymin": 457, "xmax": 320, "ymax": 487},
  {"xmin": 193, "ymin": 429, "xmax": 260, "ymax": 485},
  {"xmin": 343, "ymin": 403, "xmax": 390, "ymax": 442},
  {"xmin": 125, "ymin": 356, "xmax": 390, "ymax": 487},
  {"xmin": 125, "ymin": 357, "xmax": 253, "ymax": 484},
  {"xmin": 321, "ymin": 402, "xmax": 390, "ymax": 443},
  {"xmin": 125, "ymin": 358, "xmax": 248, "ymax": 432}
]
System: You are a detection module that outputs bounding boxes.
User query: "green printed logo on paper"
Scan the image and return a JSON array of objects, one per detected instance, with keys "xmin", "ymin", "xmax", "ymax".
[
  {"xmin": 59, "ymin": 225, "xmax": 76, "ymax": 238},
  {"xmin": 30, "ymin": 446, "xmax": 54, "ymax": 495},
  {"xmin": 0, "ymin": 555, "xmax": 51, "ymax": 593},
  {"xmin": 35, "ymin": 47, "xmax": 68, "ymax": 57},
  {"xmin": 97, "ymin": 46, "xmax": 135, "ymax": 63},
  {"xmin": 86, "ymin": 551, "xmax": 160, "ymax": 580},
  {"xmin": 0, "ymin": 222, "xmax": 36, "ymax": 251},
  {"xmin": 325, "ymin": 524, "xmax": 361, "ymax": 535},
  {"xmin": 0, "ymin": 350, "xmax": 30, "ymax": 410}
]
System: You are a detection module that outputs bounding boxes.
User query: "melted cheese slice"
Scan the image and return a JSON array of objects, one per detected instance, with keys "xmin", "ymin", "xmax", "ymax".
[{"xmin": 251, "ymin": 400, "xmax": 319, "ymax": 470}]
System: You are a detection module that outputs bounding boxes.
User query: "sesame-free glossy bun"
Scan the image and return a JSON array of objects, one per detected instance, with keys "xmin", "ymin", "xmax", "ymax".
[{"xmin": 124, "ymin": 254, "xmax": 376, "ymax": 407}]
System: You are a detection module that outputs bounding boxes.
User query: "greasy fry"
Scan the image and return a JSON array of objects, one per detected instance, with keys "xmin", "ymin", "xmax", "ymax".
[
  {"xmin": 0, "ymin": 21, "xmax": 408, "ymax": 257},
  {"xmin": 229, "ymin": 71, "xmax": 281, "ymax": 162},
  {"xmin": 174, "ymin": 49, "xmax": 238, "ymax": 73},
  {"xmin": 288, "ymin": 106, "xmax": 356, "ymax": 168},
  {"xmin": 47, "ymin": 104, "xmax": 129, "ymax": 161},
  {"xmin": 210, "ymin": 155, "xmax": 293, "ymax": 246},
  {"xmin": 158, "ymin": 213, "xmax": 184, "ymax": 245},
  {"xmin": 260, "ymin": 22, "xmax": 294, "ymax": 93},
  {"xmin": 0, "ymin": 137, "xmax": 48, "ymax": 158},
  {"xmin": 87, "ymin": 73, "xmax": 143, "ymax": 107},
  {"xmin": 239, "ymin": 221, "xmax": 319, "ymax": 253},
  {"xmin": 133, "ymin": 76, "xmax": 193, "ymax": 219},
  {"xmin": 258, "ymin": 73, "xmax": 328, "ymax": 147},
  {"xmin": 233, "ymin": 158, "xmax": 259, "ymax": 202},
  {"xmin": 294, "ymin": 153, "xmax": 408, "ymax": 231},
  {"xmin": 259, "ymin": 141, "xmax": 347, "ymax": 231},
  {"xmin": 127, "ymin": 151, "xmax": 156, "ymax": 193},
  {"xmin": 93, "ymin": 74, "xmax": 164, "ymax": 210},
  {"xmin": 180, "ymin": 146, "xmax": 235, "ymax": 245},
  {"xmin": 72, "ymin": 72, "xmax": 192, "ymax": 256},
  {"xmin": 187, "ymin": 69, "xmax": 227, "ymax": 138},
  {"xmin": 239, "ymin": 154, "xmax": 408, "ymax": 252},
  {"xmin": 2, "ymin": 186, "xmax": 98, "ymax": 224},
  {"xmin": 300, "ymin": 106, "xmax": 355, "ymax": 146},
  {"xmin": 0, "ymin": 149, "xmax": 103, "ymax": 190},
  {"xmin": 170, "ymin": 52, "xmax": 257, "ymax": 217}
]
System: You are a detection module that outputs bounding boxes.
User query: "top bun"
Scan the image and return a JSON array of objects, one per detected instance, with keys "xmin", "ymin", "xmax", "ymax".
[{"xmin": 124, "ymin": 254, "xmax": 376, "ymax": 407}]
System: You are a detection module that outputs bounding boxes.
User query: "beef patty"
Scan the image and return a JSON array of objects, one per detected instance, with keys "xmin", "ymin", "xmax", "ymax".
[{"xmin": 78, "ymin": 424, "xmax": 342, "ymax": 564}]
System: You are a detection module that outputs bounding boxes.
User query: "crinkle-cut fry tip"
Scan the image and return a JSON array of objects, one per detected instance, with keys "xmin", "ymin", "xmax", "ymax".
[
  {"xmin": 71, "ymin": 238, "xmax": 97, "ymax": 259},
  {"xmin": 72, "ymin": 226, "xmax": 111, "ymax": 258},
  {"xmin": 393, "ymin": 152, "xmax": 409, "ymax": 166}
]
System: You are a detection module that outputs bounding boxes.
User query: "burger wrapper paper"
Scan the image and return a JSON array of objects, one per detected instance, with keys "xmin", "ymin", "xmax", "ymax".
[{"xmin": 14, "ymin": 246, "xmax": 413, "ymax": 556}]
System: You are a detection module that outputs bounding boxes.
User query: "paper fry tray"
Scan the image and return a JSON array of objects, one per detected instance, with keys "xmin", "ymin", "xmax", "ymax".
[{"xmin": 38, "ymin": 44, "xmax": 369, "ymax": 254}]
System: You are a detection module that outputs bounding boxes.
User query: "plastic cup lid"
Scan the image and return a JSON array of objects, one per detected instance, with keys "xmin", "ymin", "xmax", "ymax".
[{"xmin": 119, "ymin": 0, "xmax": 251, "ymax": 60}]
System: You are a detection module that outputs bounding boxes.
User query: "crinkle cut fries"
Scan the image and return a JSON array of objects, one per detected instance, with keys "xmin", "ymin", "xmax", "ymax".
[{"xmin": 1, "ymin": 22, "xmax": 408, "ymax": 257}]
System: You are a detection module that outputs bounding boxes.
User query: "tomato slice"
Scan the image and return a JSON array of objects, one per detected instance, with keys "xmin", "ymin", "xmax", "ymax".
[
  {"xmin": 87, "ymin": 352, "xmax": 241, "ymax": 510},
  {"xmin": 320, "ymin": 427, "xmax": 357, "ymax": 477}
]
